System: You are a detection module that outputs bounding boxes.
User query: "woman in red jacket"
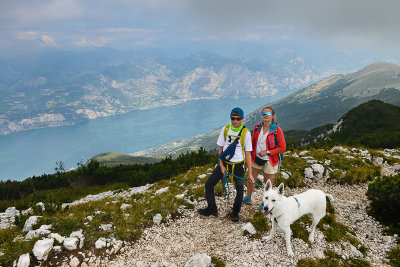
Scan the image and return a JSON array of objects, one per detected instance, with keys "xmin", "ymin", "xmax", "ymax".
[{"xmin": 242, "ymin": 106, "xmax": 286, "ymax": 210}]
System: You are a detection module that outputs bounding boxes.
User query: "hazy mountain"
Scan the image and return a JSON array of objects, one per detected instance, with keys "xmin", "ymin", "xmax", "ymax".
[
  {"xmin": 132, "ymin": 62, "xmax": 400, "ymax": 156},
  {"xmin": 0, "ymin": 49, "xmax": 324, "ymax": 134},
  {"xmin": 246, "ymin": 61, "xmax": 400, "ymax": 131},
  {"xmin": 285, "ymin": 100, "xmax": 400, "ymax": 148}
]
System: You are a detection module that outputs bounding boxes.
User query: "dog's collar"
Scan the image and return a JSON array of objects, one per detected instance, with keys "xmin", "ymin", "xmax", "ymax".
[{"xmin": 272, "ymin": 197, "xmax": 300, "ymax": 224}]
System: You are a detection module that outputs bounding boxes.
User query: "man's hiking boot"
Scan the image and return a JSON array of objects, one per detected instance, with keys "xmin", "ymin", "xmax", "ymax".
[
  {"xmin": 197, "ymin": 207, "xmax": 218, "ymax": 217},
  {"xmin": 231, "ymin": 211, "xmax": 239, "ymax": 222}
]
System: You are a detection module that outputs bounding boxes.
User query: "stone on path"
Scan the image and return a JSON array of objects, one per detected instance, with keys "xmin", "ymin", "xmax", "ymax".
[{"xmin": 185, "ymin": 253, "xmax": 211, "ymax": 267}]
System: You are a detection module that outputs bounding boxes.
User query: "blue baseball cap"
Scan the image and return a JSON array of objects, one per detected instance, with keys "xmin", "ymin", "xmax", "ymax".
[{"xmin": 230, "ymin": 107, "xmax": 244, "ymax": 117}]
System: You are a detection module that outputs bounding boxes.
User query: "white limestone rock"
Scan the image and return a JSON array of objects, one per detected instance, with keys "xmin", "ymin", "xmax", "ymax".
[
  {"xmin": 280, "ymin": 171, "xmax": 290, "ymax": 179},
  {"xmin": 120, "ymin": 203, "xmax": 132, "ymax": 210},
  {"xmin": 63, "ymin": 237, "xmax": 79, "ymax": 251},
  {"xmin": 95, "ymin": 237, "xmax": 108, "ymax": 249},
  {"xmin": 155, "ymin": 187, "xmax": 169, "ymax": 195},
  {"xmin": 21, "ymin": 208, "xmax": 33, "ymax": 216},
  {"xmin": 48, "ymin": 233, "xmax": 65, "ymax": 244},
  {"xmin": 100, "ymin": 224, "xmax": 113, "ymax": 231},
  {"xmin": 32, "ymin": 238, "xmax": 54, "ymax": 261},
  {"xmin": 36, "ymin": 202, "xmax": 45, "ymax": 211},
  {"xmin": 153, "ymin": 214, "xmax": 162, "ymax": 225},
  {"xmin": 69, "ymin": 256, "xmax": 80, "ymax": 267},
  {"xmin": 373, "ymin": 157, "xmax": 384, "ymax": 166},
  {"xmin": 0, "ymin": 207, "xmax": 21, "ymax": 229},
  {"xmin": 299, "ymin": 151, "xmax": 309, "ymax": 156},
  {"xmin": 53, "ymin": 245, "xmax": 62, "ymax": 253},
  {"xmin": 17, "ymin": 253, "xmax": 30, "ymax": 267},
  {"xmin": 242, "ymin": 222, "xmax": 256, "ymax": 235},
  {"xmin": 198, "ymin": 174, "xmax": 207, "ymax": 179},
  {"xmin": 23, "ymin": 216, "xmax": 42, "ymax": 232},
  {"xmin": 185, "ymin": 254, "xmax": 211, "ymax": 267},
  {"xmin": 175, "ymin": 193, "xmax": 185, "ymax": 199},
  {"xmin": 112, "ymin": 240, "xmax": 123, "ymax": 253},
  {"xmin": 304, "ymin": 168, "xmax": 314, "ymax": 179},
  {"xmin": 349, "ymin": 244, "xmax": 363, "ymax": 258},
  {"xmin": 70, "ymin": 229, "xmax": 84, "ymax": 248},
  {"xmin": 331, "ymin": 146, "xmax": 349, "ymax": 153},
  {"xmin": 311, "ymin": 164, "xmax": 325, "ymax": 179},
  {"xmin": 26, "ymin": 224, "xmax": 52, "ymax": 239}
]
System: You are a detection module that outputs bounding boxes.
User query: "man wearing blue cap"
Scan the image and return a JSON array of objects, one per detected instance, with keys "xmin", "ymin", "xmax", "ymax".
[{"xmin": 198, "ymin": 107, "xmax": 254, "ymax": 222}]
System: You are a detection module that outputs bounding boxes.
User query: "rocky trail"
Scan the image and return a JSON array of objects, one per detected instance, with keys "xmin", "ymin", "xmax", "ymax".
[{"xmin": 109, "ymin": 181, "xmax": 397, "ymax": 267}]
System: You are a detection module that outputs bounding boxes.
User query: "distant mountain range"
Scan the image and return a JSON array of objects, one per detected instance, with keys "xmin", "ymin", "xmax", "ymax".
[
  {"xmin": 0, "ymin": 49, "xmax": 325, "ymax": 134},
  {"xmin": 131, "ymin": 62, "xmax": 400, "ymax": 157},
  {"xmin": 246, "ymin": 61, "xmax": 400, "ymax": 131}
]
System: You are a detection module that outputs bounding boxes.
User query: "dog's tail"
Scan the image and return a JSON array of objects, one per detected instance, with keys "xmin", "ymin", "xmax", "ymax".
[{"xmin": 325, "ymin": 193, "xmax": 334, "ymax": 202}]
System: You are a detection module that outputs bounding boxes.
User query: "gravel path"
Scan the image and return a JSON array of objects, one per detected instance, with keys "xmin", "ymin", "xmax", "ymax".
[{"xmin": 109, "ymin": 182, "xmax": 397, "ymax": 267}]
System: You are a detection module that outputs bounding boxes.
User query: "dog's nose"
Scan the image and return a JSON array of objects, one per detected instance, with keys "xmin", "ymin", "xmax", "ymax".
[{"xmin": 263, "ymin": 206, "xmax": 268, "ymax": 211}]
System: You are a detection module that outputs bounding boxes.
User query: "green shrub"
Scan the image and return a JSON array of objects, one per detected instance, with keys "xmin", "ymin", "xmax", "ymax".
[
  {"xmin": 388, "ymin": 246, "xmax": 400, "ymax": 267},
  {"xmin": 366, "ymin": 174, "xmax": 400, "ymax": 225},
  {"xmin": 211, "ymin": 256, "xmax": 226, "ymax": 267},
  {"xmin": 298, "ymin": 250, "xmax": 371, "ymax": 267},
  {"xmin": 250, "ymin": 211, "xmax": 270, "ymax": 233}
]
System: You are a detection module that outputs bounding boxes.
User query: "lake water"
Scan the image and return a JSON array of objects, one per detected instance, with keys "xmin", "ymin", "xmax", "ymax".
[{"xmin": 0, "ymin": 95, "xmax": 284, "ymax": 181}]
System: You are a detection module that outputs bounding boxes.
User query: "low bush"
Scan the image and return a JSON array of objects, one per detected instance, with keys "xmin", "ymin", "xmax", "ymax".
[
  {"xmin": 298, "ymin": 250, "xmax": 371, "ymax": 267},
  {"xmin": 366, "ymin": 174, "xmax": 400, "ymax": 225}
]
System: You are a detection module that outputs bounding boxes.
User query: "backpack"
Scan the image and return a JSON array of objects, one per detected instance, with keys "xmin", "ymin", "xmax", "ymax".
[
  {"xmin": 219, "ymin": 125, "xmax": 249, "ymax": 163},
  {"xmin": 274, "ymin": 131, "xmax": 283, "ymax": 170}
]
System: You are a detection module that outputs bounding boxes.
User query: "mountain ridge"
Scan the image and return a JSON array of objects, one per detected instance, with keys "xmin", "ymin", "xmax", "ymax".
[{"xmin": 0, "ymin": 50, "xmax": 325, "ymax": 134}]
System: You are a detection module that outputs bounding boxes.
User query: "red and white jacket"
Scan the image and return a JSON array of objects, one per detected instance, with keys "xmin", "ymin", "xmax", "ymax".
[{"xmin": 251, "ymin": 121, "xmax": 286, "ymax": 166}]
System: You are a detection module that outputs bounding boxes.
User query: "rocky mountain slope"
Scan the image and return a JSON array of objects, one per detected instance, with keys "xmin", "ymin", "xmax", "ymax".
[
  {"xmin": 2, "ymin": 146, "xmax": 399, "ymax": 266},
  {"xmin": 0, "ymin": 50, "xmax": 324, "ymax": 134}
]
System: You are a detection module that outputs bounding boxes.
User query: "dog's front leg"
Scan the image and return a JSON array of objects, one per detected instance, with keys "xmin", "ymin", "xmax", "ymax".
[
  {"xmin": 264, "ymin": 218, "xmax": 276, "ymax": 242},
  {"xmin": 283, "ymin": 227, "xmax": 294, "ymax": 256}
]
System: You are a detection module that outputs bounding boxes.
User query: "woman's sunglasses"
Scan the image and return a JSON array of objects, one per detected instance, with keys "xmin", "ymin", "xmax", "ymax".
[
  {"xmin": 230, "ymin": 117, "xmax": 243, "ymax": 121},
  {"xmin": 262, "ymin": 111, "xmax": 273, "ymax": 116}
]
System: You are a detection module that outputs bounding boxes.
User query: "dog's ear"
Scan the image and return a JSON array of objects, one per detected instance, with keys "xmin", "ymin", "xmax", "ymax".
[
  {"xmin": 278, "ymin": 183, "xmax": 284, "ymax": 195},
  {"xmin": 265, "ymin": 179, "xmax": 272, "ymax": 191}
]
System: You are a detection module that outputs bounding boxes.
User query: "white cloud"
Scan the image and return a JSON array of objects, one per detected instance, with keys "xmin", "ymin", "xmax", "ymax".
[
  {"xmin": 41, "ymin": 34, "xmax": 59, "ymax": 47},
  {"xmin": 14, "ymin": 31, "xmax": 39, "ymax": 40},
  {"xmin": 74, "ymin": 37, "xmax": 108, "ymax": 47},
  {"xmin": 100, "ymin": 28, "xmax": 157, "ymax": 33},
  {"xmin": 243, "ymin": 33, "xmax": 261, "ymax": 41}
]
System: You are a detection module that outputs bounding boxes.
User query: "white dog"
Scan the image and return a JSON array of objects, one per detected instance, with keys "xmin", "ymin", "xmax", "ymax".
[{"xmin": 262, "ymin": 180, "xmax": 334, "ymax": 256}]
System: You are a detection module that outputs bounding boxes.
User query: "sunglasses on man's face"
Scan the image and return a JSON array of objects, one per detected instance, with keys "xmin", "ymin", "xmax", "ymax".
[
  {"xmin": 230, "ymin": 117, "xmax": 243, "ymax": 121},
  {"xmin": 262, "ymin": 111, "xmax": 273, "ymax": 116}
]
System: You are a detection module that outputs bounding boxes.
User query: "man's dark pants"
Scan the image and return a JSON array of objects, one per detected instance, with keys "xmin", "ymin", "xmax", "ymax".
[{"xmin": 205, "ymin": 162, "xmax": 245, "ymax": 214}]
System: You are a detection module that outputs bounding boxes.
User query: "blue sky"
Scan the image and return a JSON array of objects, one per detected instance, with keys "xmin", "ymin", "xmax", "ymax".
[{"xmin": 0, "ymin": 0, "xmax": 399, "ymax": 64}]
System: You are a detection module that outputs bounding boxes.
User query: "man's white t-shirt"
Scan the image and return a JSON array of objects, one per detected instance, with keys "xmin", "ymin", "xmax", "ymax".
[
  {"xmin": 256, "ymin": 128, "xmax": 269, "ymax": 160},
  {"xmin": 217, "ymin": 125, "xmax": 252, "ymax": 163}
]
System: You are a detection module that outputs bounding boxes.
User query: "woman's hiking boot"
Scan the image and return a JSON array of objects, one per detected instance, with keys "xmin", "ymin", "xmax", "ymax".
[
  {"xmin": 197, "ymin": 207, "xmax": 218, "ymax": 217},
  {"xmin": 242, "ymin": 194, "xmax": 252, "ymax": 203}
]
